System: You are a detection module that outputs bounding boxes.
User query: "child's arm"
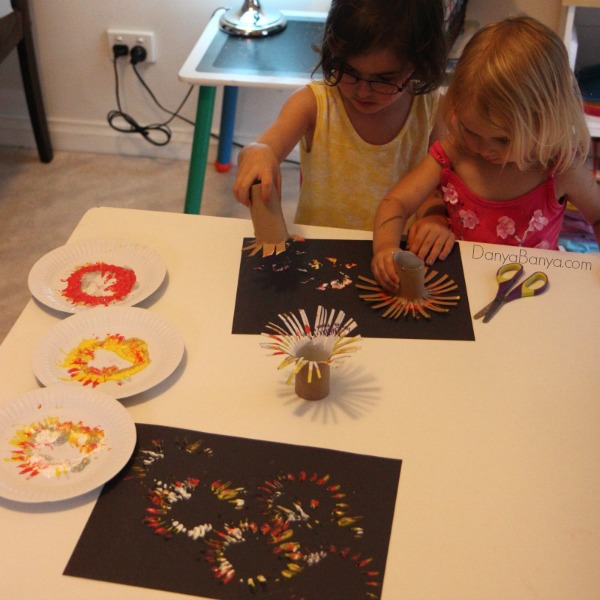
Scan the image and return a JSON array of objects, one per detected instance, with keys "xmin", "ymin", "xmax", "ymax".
[
  {"xmin": 559, "ymin": 164, "xmax": 600, "ymax": 247},
  {"xmin": 372, "ymin": 154, "xmax": 444, "ymax": 291},
  {"xmin": 233, "ymin": 86, "xmax": 317, "ymax": 206},
  {"xmin": 405, "ymin": 100, "xmax": 454, "ymax": 265}
]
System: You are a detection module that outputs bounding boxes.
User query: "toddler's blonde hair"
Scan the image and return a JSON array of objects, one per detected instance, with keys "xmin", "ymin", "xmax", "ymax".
[{"xmin": 444, "ymin": 15, "xmax": 590, "ymax": 173}]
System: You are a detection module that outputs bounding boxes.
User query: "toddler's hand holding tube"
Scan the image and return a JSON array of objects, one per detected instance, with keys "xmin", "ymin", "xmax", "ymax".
[{"xmin": 371, "ymin": 246, "xmax": 402, "ymax": 293}]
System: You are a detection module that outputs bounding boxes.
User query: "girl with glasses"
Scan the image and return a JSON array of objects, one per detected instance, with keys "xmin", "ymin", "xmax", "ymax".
[
  {"xmin": 372, "ymin": 15, "xmax": 600, "ymax": 292},
  {"xmin": 233, "ymin": 0, "xmax": 449, "ymax": 248}
]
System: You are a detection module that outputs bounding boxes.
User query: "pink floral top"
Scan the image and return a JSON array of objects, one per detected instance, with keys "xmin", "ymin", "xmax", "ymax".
[{"xmin": 430, "ymin": 141, "xmax": 566, "ymax": 249}]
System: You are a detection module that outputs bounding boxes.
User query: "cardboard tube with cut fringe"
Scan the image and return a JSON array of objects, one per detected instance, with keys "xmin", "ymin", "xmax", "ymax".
[
  {"xmin": 356, "ymin": 250, "xmax": 460, "ymax": 319},
  {"xmin": 247, "ymin": 182, "xmax": 290, "ymax": 256},
  {"xmin": 261, "ymin": 307, "xmax": 360, "ymax": 402}
]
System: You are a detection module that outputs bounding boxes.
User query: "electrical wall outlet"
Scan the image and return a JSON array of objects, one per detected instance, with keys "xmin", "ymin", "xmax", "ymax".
[{"xmin": 107, "ymin": 30, "xmax": 157, "ymax": 63}]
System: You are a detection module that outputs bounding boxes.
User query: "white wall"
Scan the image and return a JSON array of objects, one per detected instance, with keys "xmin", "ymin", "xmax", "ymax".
[
  {"xmin": 468, "ymin": 0, "xmax": 562, "ymax": 29},
  {"xmin": 0, "ymin": 0, "xmax": 571, "ymax": 160},
  {"xmin": 0, "ymin": 0, "xmax": 327, "ymax": 159}
]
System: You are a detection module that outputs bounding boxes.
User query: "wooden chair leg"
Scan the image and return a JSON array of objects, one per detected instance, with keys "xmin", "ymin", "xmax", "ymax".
[{"xmin": 12, "ymin": 0, "xmax": 53, "ymax": 162}]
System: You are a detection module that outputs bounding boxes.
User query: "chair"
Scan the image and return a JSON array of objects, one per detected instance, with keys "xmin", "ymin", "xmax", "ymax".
[{"xmin": 0, "ymin": 0, "xmax": 52, "ymax": 162}]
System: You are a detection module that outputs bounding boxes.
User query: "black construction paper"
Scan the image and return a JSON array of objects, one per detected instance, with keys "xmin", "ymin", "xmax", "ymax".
[
  {"xmin": 65, "ymin": 423, "xmax": 401, "ymax": 600},
  {"xmin": 232, "ymin": 238, "xmax": 475, "ymax": 341}
]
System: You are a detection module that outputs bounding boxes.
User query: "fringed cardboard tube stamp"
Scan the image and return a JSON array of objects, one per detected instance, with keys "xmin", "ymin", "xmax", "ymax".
[
  {"xmin": 244, "ymin": 182, "xmax": 290, "ymax": 256},
  {"xmin": 356, "ymin": 249, "xmax": 460, "ymax": 319},
  {"xmin": 261, "ymin": 307, "xmax": 361, "ymax": 402}
]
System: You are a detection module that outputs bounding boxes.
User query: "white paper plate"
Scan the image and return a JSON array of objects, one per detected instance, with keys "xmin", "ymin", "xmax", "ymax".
[
  {"xmin": 0, "ymin": 385, "xmax": 136, "ymax": 503},
  {"xmin": 32, "ymin": 307, "xmax": 184, "ymax": 399},
  {"xmin": 28, "ymin": 239, "xmax": 167, "ymax": 313}
]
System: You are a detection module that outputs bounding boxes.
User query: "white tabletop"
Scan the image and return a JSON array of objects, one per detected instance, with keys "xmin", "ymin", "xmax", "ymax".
[
  {"xmin": 178, "ymin": 10, "xmax": 327, "ymax": 89},
  {"xmin": 1, "ymin": 207, "xmax": 599, "ymax": 599}
]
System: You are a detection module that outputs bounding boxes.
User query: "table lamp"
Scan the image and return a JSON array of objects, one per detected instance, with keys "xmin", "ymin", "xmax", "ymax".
[{"xmin": 219, "ymin": 0, "xmax": 287, "ymax": 37}]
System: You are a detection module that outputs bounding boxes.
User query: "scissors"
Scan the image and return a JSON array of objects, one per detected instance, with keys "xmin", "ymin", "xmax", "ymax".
[{"xmin": 473, "ymin": 263, "xmax": 549, "ymax": 323}]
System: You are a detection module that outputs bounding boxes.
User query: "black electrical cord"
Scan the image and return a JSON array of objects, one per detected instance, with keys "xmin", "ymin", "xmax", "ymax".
[
  {"xmin": 131, "ymin": 63, "xmax": 195, "ymax": 127},
  {"xmin": 107, "ymin": 51, "xmax": 194, "ymax": 146},
  {"xmin": 106, "ymin": 31, "xmax": 301, "ymax": 164}
]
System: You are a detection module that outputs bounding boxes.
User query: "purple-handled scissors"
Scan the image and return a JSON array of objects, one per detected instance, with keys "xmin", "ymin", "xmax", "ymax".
[{"xmin": 473, "ymin": 263, "xmax": 549, "ymax": 323}]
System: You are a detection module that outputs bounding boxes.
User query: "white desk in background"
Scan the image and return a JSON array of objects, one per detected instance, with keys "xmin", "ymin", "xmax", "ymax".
[
  {"xmin": 0, "ymin": 207, "xmax": 599, "ymax": 599},
  {"xmin": 178, "ymin": 10, "xmax": 326, "ymax": 214}
]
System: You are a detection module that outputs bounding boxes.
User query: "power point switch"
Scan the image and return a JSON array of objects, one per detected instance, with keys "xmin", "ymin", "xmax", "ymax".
[{"xmin": 107, "ymin": 30, "xmax": 156, "ymax": 63}]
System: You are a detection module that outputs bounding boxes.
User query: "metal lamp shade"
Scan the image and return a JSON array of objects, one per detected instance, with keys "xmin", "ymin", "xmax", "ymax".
[{"xmin": 219, "ymin": 0, "xmax": 287, "ymax": 37}]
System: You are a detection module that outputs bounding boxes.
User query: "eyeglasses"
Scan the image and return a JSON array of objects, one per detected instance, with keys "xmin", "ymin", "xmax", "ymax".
[{"xmin": 326, "ymin": 69, "xmax": 414, "ymax": 96}]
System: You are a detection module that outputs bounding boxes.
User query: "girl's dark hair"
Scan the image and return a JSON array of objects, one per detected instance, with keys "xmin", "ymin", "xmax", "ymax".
[{"xmin": 316, "ymin": 0, "xmax": 448, "ymax": 94}]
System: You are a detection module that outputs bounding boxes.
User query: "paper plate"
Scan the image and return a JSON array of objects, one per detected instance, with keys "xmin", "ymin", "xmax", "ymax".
[
  {"xmin": 32, "ymin": 307, "xmax": 184, "ymax": 399},
  {"xmin": 0, "ymin": 385, "xmax": 136, "ymax": 503},
  {"xmin": 28, "ymin": 239, "xmax": 167, "ymax": 313}
]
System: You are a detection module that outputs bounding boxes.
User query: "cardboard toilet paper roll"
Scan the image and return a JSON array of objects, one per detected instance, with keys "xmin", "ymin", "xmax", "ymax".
[
  {"xmin": 250, "ymin": 182, "xmax": 289, "ymax": 248},
  {"xmin": 393, "ymin": 250, "xmax": 426, "ymax": 300},
  {"xmin": 294, "ymin": 362, "xmax": 330, "ymax": 401}
]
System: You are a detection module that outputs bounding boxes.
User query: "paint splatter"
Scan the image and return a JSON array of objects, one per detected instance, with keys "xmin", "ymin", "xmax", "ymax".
[
  {"xmin": 119, "ymin": 433, "xmax": 385, "ymax": 598},
  {"xmin": 247, "ymin": 240, "xmax": 358, "ymax": 292},
  {"xmin": 6, "ymin": 416, "xmax": 106, "ymax": 479},
  {"xmin": 61, "ymin": 262, "xmax": 136, "ymax": 307},
  {"xmin": 258, "ymin": 471, "xmax": 364, "ymax": 541},
  {"xmin": 204, "ymin": 519, "xmax": 303, "ymax": 591},
  {"xmin": 144, "ymin": 476, "xmax": 247, "ymax": 540},
  {"xmin": 59, "ymin": 333, "xmax": 150, "ymax": 387},
  {"xmin": 287, "ymin": 544, "xmax": 381, "ymax": 599}
]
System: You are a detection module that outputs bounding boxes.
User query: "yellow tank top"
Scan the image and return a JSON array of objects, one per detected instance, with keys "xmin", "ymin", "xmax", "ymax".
[{"xmin": 295, "ymin": 81, "xmax": 439, "ymax": 231}]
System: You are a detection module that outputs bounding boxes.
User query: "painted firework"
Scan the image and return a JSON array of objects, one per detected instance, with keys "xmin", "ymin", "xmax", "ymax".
[{"xmin": 65, "ymin": 423, "xmax": 401, "ymax": 599}]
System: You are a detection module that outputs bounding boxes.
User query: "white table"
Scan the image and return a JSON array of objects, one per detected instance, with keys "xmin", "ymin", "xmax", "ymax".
[{"xmin": 1, "ymin": 207, "xmax": 599, "ymax": 599}]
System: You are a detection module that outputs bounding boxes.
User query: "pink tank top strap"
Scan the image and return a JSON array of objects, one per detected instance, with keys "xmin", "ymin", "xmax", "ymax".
[{"xmin": 428, "ymin": 140, "xmax": 451, "ymax": 167}]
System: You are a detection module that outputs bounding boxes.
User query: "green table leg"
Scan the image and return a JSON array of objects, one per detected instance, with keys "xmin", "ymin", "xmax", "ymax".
[{"xmin": 184, "ymin": 85, "xmax": 217, "ymax": 214}]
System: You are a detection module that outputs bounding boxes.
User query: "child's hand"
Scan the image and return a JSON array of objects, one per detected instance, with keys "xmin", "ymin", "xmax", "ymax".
[
  {"xmin": 407, "ymin": 215, "xmax": 455, "ymax": 265},
  {"xmin": 233, "ymin": 143, "xmax": 281, "ymax": 207},
  {"xmin": 371, "ymin": 246, "xmax": 402, "ymax": 293}
]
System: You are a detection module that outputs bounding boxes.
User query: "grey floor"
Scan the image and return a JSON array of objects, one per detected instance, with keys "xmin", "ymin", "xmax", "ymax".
[{"xmin": 0, "ymin": 143, "xmax": 300, "ymax": 344}]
